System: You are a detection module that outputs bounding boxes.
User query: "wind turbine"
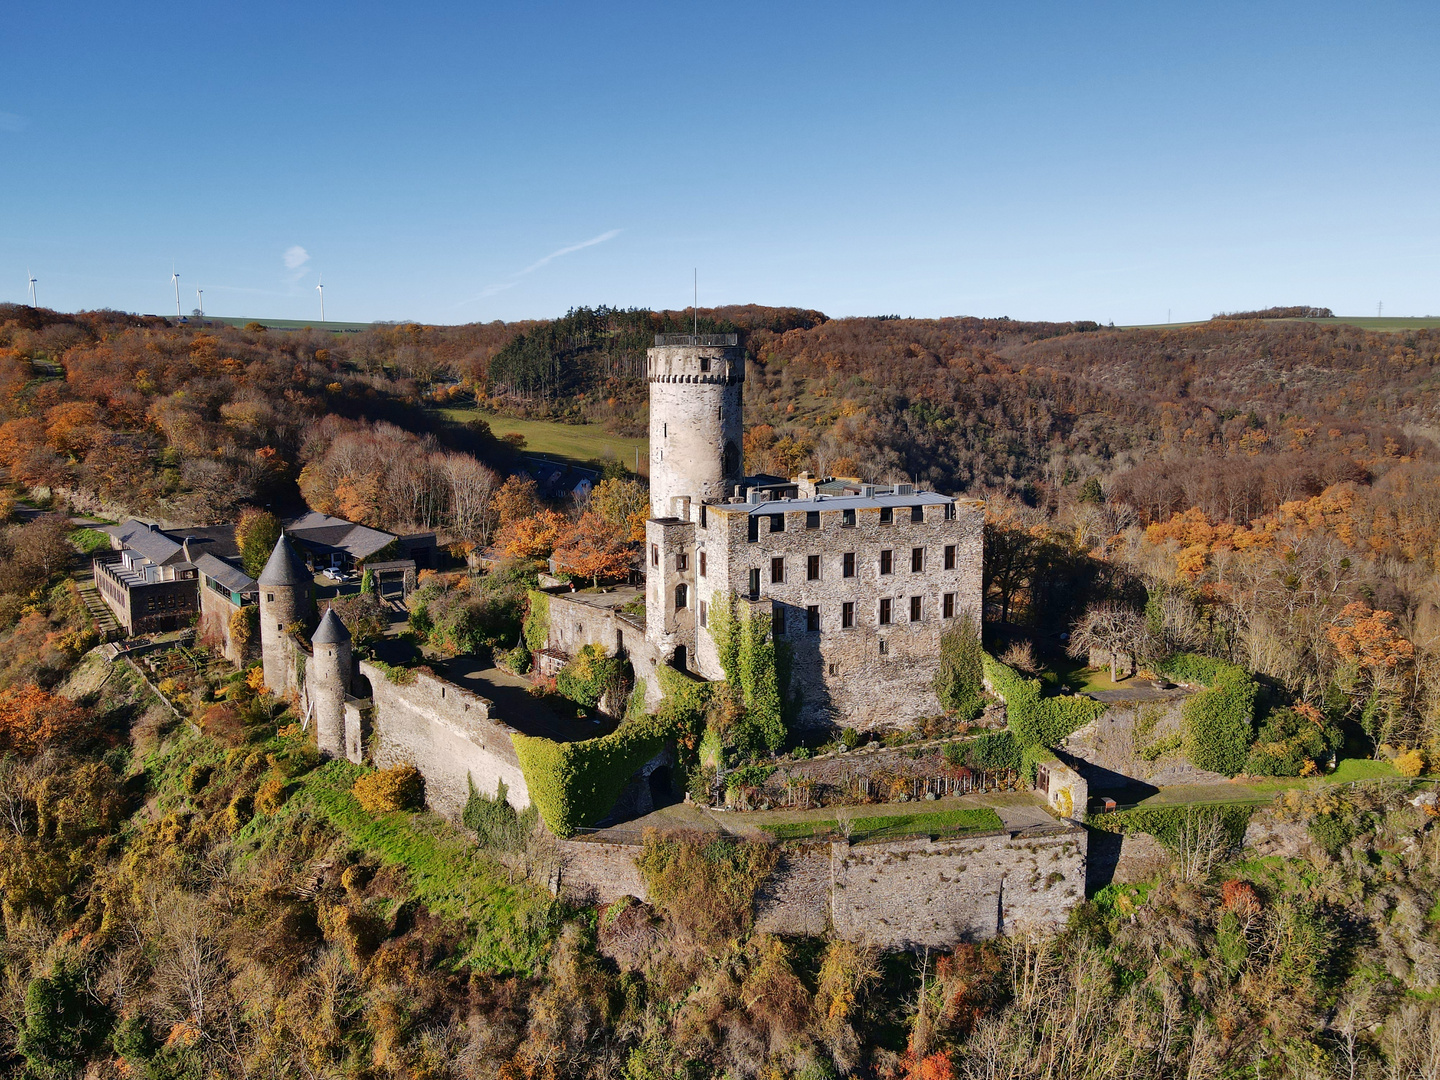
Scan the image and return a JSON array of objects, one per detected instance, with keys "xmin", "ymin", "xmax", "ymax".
[
  {"xmin": 196, "ymin": 286, "xmax": 204, "ymax": 317},
  {"xmin": 27, "ymin": 269, "xmax": 37, "ymax": 307},
  {"xmin": 171, "ymin": 266, "xmax": 181, "ymax": 318},
  {"xmin": 316, "ymin": 275, "xmax": 325, "ymax": 322}
]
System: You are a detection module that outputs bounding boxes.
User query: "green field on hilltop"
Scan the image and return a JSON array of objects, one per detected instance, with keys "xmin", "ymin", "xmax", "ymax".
[
  {"xmin": 199, "ymin": 315, "xmax": 378, "ymax": 332},
  {"xmin": 438, "ymin": 407, "xmax": 649, "ymax": 474}
]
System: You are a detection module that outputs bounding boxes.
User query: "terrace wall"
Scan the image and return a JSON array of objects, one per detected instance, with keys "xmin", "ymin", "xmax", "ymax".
[{"xmin": 555, "ymin": 820, "xmax": 1087, "ymax": 950}]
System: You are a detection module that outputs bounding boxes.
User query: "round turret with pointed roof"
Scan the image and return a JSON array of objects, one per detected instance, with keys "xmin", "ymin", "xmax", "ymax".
[
  {"xmin": 312, "ymin": 606, "xmax": 351, "ymax": 645},
  {"xmin": 258, "ymin": 534, "xmax": 308, "ymax": 586}
]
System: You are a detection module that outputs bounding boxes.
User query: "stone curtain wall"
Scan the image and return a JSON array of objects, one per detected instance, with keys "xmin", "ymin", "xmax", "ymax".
[
  {"xmin": 697, "ymin": 498, "xmax": 985, "ymax": 730},
  {"xmin": 546, "ymin": 592, "xmax": 669, "ymax": 710},
  {"xmin": 197, "ymin": 586, "xmax": 254, "ymax": 667},
  {"xmin": 555, "ymin": 821, "xmax": 1087, "ymax": 950},
  {"xmin": 360, "ymin": 660, "xmax": 532, "ymax": 822},
  {"xmin": 1059, "ymin": 695, "xmax": 1228, "ymax": 789}
]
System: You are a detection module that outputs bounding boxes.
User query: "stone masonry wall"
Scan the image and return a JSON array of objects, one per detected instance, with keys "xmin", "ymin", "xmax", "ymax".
[
  {"xmin": 555, "ymin": 821, "xmax": 1086, "ymax": 950},
  {"xmin": 693, "ymin": 497, "xmax": 984, "ymax": 730},
  {"xmin": 545, "ymin": 592, "xmax": 669, "ymax": 711},
  {"xmin": 1059, "ymin": 695, "xmax": 1229, "ymax": 789},
  {"xmin": 197, "ymin": 587, "xmax": 254, "ymax": 668},
  {"xmin": 360, "ymin": 660, "xmax": 531, "ymax": 822},
  {"xmin": 647, "ymin": 344, "xmax": 745, "ymax": 518}
]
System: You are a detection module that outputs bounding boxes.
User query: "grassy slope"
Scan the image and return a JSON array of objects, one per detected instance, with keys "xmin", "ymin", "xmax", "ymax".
[
  {"xmin": 437, "ymin": 406, "xmax": 650, "ymax": 474},
  {"xmin": 760, "ymin": 806, "xmax": 1004, "ymax": 842}
]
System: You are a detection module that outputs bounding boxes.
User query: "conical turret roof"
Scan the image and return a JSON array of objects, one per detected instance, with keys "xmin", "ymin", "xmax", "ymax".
[
  {"xmin": 257, "ymin": 534, "xmax": 308, "ymax": 587},
  {"xmin": 312, "ymin": 606, "xmax": 351, "ymax": 645}
]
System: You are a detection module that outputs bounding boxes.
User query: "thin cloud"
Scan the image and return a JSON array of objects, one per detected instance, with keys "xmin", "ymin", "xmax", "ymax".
[
  {"xmin": 0, "ymin": 112, "xmax": 26, "ymax": 132},
  {"xmin": 283, "ymin": 245, "xmax": 310, "ymax": 270},
  {"xmin": 518, "ymin": 229, "xmax": 621, "ymax": 276},
  {"xmin": 460, "ymin": 228, "xmax": 621, "ymax": 306}
]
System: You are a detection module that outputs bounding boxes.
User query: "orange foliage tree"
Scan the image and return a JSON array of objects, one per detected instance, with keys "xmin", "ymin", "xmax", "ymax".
[
  {"xmin": 495, "ymin": 509, "xmax": 565, "ymax": 559},
  {"xmin": 0, "ymin": 684, "xmax": 93, "ymax": 755},
  {"xmin": 551, "ymin": 512, "xmax": 634, "ymax": 587}
]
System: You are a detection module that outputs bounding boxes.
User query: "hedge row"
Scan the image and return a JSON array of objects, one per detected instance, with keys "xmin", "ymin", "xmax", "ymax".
[
  {"xmin": 1086, "ymin": 803, "xmax": 1255, "ymax": 852},
  {"xmin": 512, "ymin": 713, "xmax": 673, "ymax": 837},
  {"xmin": 1159, "ymin": 654, "xmax": 1257, "ymax": 776},
  {"xmin": 982, "ymin": 654, "xmax": 1107, "ymax": 750}
]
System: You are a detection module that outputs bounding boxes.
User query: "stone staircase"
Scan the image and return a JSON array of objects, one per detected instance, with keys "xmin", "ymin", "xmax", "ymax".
[{"xmin": 76, "ymin": 575, "xmax": 121, "ymax": 639}]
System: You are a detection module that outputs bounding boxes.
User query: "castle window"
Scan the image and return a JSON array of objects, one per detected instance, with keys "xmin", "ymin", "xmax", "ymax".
[
  {"xmin": 911, "ymin": 547, "xmax": 924, "ymax": 572},
  {"xmin": 806, "ymin": 511, "xmax": 819, "ymax": 529},
  {"xmin": 911, "ymin": 505, "xmax": 925, "ymax": 522},
  {"xmin": 842, "ymin": 509, "xmax": 856, "ymax": 528},
  {"xmin": 829, "ymin": 663, "xmax": 838, "ymax": 675},
  {"xmin": 879, "ymin": 639, "xmax": 888, "ymax": 655},
  {"xmin": 879, "ymin": 598, "xmax": 892, "ymax": 625},
  {"xmin": 700, "ymin": 358, "xmax": 711, "ymax": 372},
  {"xmin": 677, "ymin": 552, "xmax": 688, "ymax": 572},
  {"xmin": 700, "ymin": 504, "xmax": 707, "ymax": 528},
  {"xmin": 944, "ymin": 544, "xmax": 956, "ymax": 570},
  {"xmin": 842, "ymin": 602, "xmax": 855, "ymax": 629},
  {"xmin": 663, "ymin": 423, "xmax": 667, "ymax": 437},
  {"xmin": 699, "ymin": 600, "xmax": 708, "ymax": 626},
  {"xmin": 748, "ymin": 517, "xmax": 759, "ymax": 543},
  {"xmin": 266, "ymin": 593, "xmax": 274, "ymax": 602},
  {"xmin": 943, "ymin": 592, "xmax": 955, "ymax": 618},
  {"xmin": 699, "ymin": 551, "xmax": 707, "ymax": 577},
  {"xmin": 749, "ymin": 568, "xmax": 760, "ymax": 598},
  {"xmin": 807, "ymin": 554, "xmax": 820, "ymax": 581},
  {"xmin": 879, "ymin": 506, "xmax": 893, "ymax": 525},
  {"xmin": 945, "ymin": 502, "xmax": 956, "ymax": 520},
  {"xmin": 675, "ymin": 584, "xmax": 688, "ymax": 610},
  {"xmin": 879, "ymin": 549, "xmax": 893, "ymax": 575},
  {"xmin": 770, "ymin": 557, "xmax": 784, "ymax": 584},
  {"xmin": 769, "ymin": 513, "xmax": 784, "ymax": 533},
  {"xmin": 651, "ymin": 544, "xmax": 659, "ymax": 567},
  {"xmin": 843, "ymin": 552, "xmax": 855, "ymax": 578},
  {"xmin": 806, "ymin": 605, "xmax": 819, "ymax": 631},
  {"xmin": 910, "ymin": 596, "xmax": 922, "ymax": 621},
  {"xmin": 772, "ymin": 608, "xmax": 785, "ymax": 637}
]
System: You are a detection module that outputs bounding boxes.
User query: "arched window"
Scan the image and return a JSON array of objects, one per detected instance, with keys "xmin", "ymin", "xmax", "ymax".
[{"xmin": 675, "ymin": 583, "xmax": 688, "ymax": 610}]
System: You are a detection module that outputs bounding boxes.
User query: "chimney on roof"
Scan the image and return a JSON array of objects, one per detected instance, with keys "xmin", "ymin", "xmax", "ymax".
[
  {"xmin": 896, "ymin": 483, "xmax": 914, "ymax": 495},
  {"xmin": 182, "ymin": 537, "xmax": 193, "ymax": 563},
  {"xmin": 746, "ymin": 489, "xmax": 763, "ymax": 505},
  {"xmin": 861, "ymin": 484, "xmax": 876, "ymax": 498}
]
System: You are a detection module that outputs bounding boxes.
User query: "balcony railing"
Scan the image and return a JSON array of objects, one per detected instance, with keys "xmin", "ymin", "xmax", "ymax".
[{"xmin": 653, "ymin": 333, "xmax": 738, "ymax": 347}]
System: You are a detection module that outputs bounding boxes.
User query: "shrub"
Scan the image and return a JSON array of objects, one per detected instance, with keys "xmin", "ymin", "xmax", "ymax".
[
  {"xmin": 183, "ymin": 762, "xmax": 213, "ymax": 795},
  {"xmin": 372, "ymin": 661, "xmax": 416, "ymax": 686},
  {"xmin": 934, "ymin": 615, "xmax": 986, "ymax": 719},
  {"xmin": 352, "ymin": 764, "xmax": 424, "ymax": 813},
  {"xmin": 0, "ymin": 684, "xmax": 96, "ymax": 755},
  {"xmin": 1244, "ymin": 705, "xmax": 1336, "ymax": 776},
  {"xmin": 555, "ymin": 643, "xmax": 627, "ymax": 710},
  {"xmin": 225, "ymin": 792, "xmax": 253, "ymax": 834},
  {"xmin": 1395, "ymin": 749, "xmax": 1427, "ymax": 777},
  {"xmin": 462, "ymin": 778, "xmax": 537, "ymax": 850},
  {"xmin": 1088, "ymin": 803, "xmax": 1253, "ymax": 853},
  {"xmin": 254, "ymin": 774, "xmax": 286, "ymax": 815},
  {"xmin": 512, "ymin": 713, "xmax": 673, "ymax": 837},
  {"xmin": 228, "ymin": 604, "xmax": 258, "ymax": 654},
  {"xmin": 500, "ymin": 643, "xmax": 531, "ymax": 675},
  {"xmin": 635, "ymin": 829, "xmax": 777, "ymax": 945},
  {"xmin": 1160, "ymin": 654, "xmax": 1257, "ymax": 776}
]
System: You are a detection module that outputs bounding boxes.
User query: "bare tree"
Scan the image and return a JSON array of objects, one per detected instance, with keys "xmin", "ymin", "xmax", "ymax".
[
  {"xmin": 1068, "ymin": 601, "xmax": 1147, "ymax": 681},
  {"xmin": 442, "ymin": 452, "xmax": 500, "ymax": 548}
]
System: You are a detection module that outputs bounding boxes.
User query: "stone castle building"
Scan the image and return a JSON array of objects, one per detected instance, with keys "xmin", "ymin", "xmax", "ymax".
[{"xmin": 643, "ymin": 333, "xmax": 983, "ymax": 729}]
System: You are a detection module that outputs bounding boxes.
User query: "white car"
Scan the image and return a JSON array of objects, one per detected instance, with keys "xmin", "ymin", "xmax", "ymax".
[{"xmin": 321, "ymin": 567, "xmax": 343, "ymax": 581}]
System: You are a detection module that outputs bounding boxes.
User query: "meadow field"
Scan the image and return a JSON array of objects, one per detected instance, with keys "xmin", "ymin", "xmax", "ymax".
[{"xmin": 437, "ymin": 406, "xmax": 650, "ymax": 474}]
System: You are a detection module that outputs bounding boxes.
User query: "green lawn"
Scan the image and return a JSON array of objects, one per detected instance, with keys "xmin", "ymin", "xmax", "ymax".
[
  {"xmin": 437, "ymin": 407, "xmax": 649, "ymax": 474},
  {"xmin": 760, "ymin": 806, "xmax": 1004, "ymax": 843},
  {"xmin": 69, "ymin": 527, "xmax": 112, "ymax": 554},
  {"xmin": 201, "ymin": 315, "xmax": 376, "ymax": 332}
]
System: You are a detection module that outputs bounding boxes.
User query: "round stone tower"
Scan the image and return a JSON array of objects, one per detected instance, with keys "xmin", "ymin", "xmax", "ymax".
[
  {"xmin": 647, "ymin": 335, "xmax": 745, "ymax": 518},
  {"xmin": 310, "ymin": 606, "xmax": 352, "ymax": 759},
  {"xmin": 257, "ymin": 534, "xmax": 313, "ymax": 695}
]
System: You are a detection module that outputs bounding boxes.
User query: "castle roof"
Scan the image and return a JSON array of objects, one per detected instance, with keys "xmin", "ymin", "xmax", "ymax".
[
  {"xmin": 312, "ymin": 606, "xmax": 351, "ymax": 644},
  {"xmin": 257, "ymin": 534, "xmax": 309, "ymax": 586}
]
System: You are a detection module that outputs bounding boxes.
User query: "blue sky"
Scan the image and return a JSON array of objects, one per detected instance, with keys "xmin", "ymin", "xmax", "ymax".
[{"xmin": 3, "ymin": 2, "xmax": 1438, "ymax": 324}]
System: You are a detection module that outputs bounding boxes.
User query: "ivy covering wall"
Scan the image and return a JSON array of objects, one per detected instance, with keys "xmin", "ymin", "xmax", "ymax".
[
  {"xmin": 511, "ymin": 714, "xmax": 672, "ymax": 837},
  {"xmin": 522, "ymin": 590, "xmax": 550, "ymax": 654},
  {"xmin": 708, "ymin": 593, "xmax": 785, "ymax": 756},
  {"xmin": 1159, "ymin": 654, "xmax": 1258, "ymax": 776},
  {"xmin": 982, "ymin": 654, "xmax": 1107, "ymax": 752}
]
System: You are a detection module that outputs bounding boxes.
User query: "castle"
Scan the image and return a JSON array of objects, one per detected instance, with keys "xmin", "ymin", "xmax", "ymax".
[{"xmin": 641, "ymin": 333, "xmax": 984, "ymax": 729}]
